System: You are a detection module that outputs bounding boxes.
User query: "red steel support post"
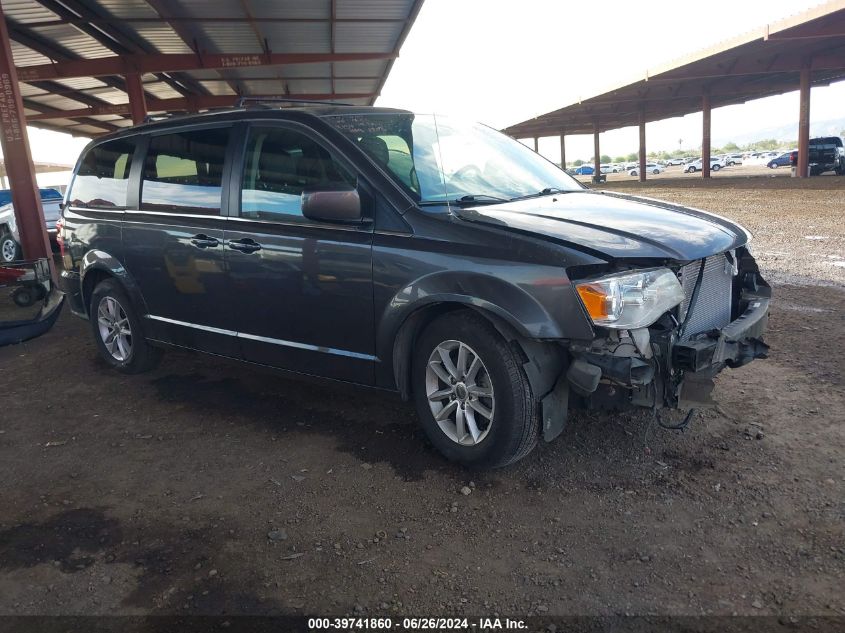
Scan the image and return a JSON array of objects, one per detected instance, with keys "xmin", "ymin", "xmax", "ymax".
[
  {"xmin": 593, "ymin": 126, "xmax": 601, "ymax": 184},
  {"xmin": 797, "ymin": 67, "xmax": 811, "ymax": 179},
  {"xmin": 0, "ymin": 5, "xmax": 51, "ymax": 265},
  {"xmin": 638, "ymin": 110, "xmax": 647, "ymax": 183},
  {"xmin": 702, "ymin": 94, "xmax": 712, "ymax": 179},
  {"xmin": 559, "ymin": 133, "xmax": 566, "ymax": 170},
  {"xmin": 125, "ymin": 73, "xmax": 148, "ymax": 125}
]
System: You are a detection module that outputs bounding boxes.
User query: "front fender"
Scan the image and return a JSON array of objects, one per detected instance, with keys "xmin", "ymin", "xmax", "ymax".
[
  {"xmin": 376, "ymin": 270, "xmax": 593, "ymax": 377},
  {"xmin": 80, "ymin": 250, "xmax": 148, "ymax": 317}
]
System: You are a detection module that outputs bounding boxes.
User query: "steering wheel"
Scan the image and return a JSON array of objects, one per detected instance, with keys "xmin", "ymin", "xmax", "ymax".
[{"xmin": 450, "ymin": 164, "xmax": 483, "ymax": 182}]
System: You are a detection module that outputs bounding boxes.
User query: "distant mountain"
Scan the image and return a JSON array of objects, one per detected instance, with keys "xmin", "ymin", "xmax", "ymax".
[{"xmin": 714, "ymin": 117, "xmax": 845, "ymax": 146}]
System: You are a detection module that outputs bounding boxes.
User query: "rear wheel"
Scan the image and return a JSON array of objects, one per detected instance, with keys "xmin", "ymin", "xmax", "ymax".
[
  {"xmin": 412, "ymin": 311, "xmax": 539, "ymax": 469},
  {"xmin": 712, "ymin": 164, "xmax": 721, "ymax": 171},
  {"xmin": 0, "ymin": 232, "xmax": 21, "ymax": 263},
  {"xmin": 687, "ymin": 166, "xmax": 697, "ymax": 173},
  {"xmin": 89, "ymin": 279, "xmax": 162, "ymax": 374}
]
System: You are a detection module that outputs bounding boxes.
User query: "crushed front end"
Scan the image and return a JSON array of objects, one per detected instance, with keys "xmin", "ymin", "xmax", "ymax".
[{"xmin": 565, "ymin": 247, "xmax": 770, "ymax": 415}]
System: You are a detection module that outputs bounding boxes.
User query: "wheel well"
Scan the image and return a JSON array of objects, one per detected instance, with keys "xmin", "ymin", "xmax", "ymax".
[
  {"xmin": 81, "ymin": 269, "xmax": 112, "ymax": 316},
  {"xmin": 392, "ymin": 302, "xmax": 535, "ymax": 402}
]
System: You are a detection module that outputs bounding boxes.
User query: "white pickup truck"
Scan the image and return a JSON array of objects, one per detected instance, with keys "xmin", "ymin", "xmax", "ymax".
[{"xmin": 0, "ymin": 188, "xmax": 63, "ymax": 263}]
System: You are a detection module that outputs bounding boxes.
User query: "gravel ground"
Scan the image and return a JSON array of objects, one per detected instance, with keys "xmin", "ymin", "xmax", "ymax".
[{"xmin": 0, "ymin": 177, "xmax": 843, "ymax": 620}]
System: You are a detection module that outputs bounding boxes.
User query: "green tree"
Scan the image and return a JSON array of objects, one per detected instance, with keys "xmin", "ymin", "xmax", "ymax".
[
  {"xmin": 722, "ymin": 142, "xmax": 740, "ymax": 152},
  {"xmin": 613, "ymin": 155, "xmax": 626, "ymax": 163},
  {"xmin": 573, "ymin": 159, "xmax": 584, "ymax": 166},
  {"xmin": 625, "ymin": 152, "xmax": 637, "ymax": 162},
  {"xmin": 600, "ymin": 154, "xmax": 612, "ymax": 164}
]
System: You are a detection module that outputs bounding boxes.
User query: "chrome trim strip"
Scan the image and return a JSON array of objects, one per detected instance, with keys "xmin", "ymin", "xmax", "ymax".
[
  {"xmin": 124, "ymin": 210, "xmax": 222, "ymax": 220},
  {"xmin": 145, "ymin": 315, "xmax": 376, "ymax": 361},
  {"xmin": 145, "ymin": 315, "xmax": 236, "ymax": 337}
]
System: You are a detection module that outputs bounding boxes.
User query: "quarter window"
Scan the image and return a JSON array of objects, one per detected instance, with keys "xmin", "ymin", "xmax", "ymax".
[
  {"xmin": 69, "ymin": 139, "xmax": 135, "ymax": 208},
  {"xmin": 241, "ymin": 127, "xmax": 356, "ymax": 221},
  {"xmin": 141, "ymin": 128, "xmax": 230, "ymax": 215}
]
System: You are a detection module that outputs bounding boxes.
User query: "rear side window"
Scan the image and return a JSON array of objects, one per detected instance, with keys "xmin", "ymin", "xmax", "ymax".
[
  {"xmin": 240, "ymin": 127, "xmax": 356, "ymax": 221},
  {"xmin": 69, "ymin": 139, "xmax": 135, "ymax": 208},
  {"xmin": 141, "ymin": 128, "xmax": 230, "ymax": 215}
]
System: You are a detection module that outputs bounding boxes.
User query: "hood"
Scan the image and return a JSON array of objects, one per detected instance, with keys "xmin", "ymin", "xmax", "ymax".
[{"xmin": 456, "ymin": 190, "xmax": 748, "ymax": 261}]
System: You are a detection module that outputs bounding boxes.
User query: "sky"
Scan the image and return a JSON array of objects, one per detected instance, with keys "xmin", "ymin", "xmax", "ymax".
[
  {"xmin": 3, "ymin": 0, "xmax": 844, "ymax": 182},
  {"xmin": 378, "ymin": 0, "xmax": 845, "ymax": 162}
]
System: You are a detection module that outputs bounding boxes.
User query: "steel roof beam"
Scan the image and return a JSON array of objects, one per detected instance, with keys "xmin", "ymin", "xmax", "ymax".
[
  {"xmin": 25, "ymin": 92, "xmax": 377, "ymax": 120},
  {"xmin": 16, "ymin": 52, "xmax": 397, "ymax": 82}
]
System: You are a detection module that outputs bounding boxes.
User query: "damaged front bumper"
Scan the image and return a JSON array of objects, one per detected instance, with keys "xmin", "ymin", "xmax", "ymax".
[{"xmin": 540, "ymin": 260, "xmax": 771, "ymax": 442}]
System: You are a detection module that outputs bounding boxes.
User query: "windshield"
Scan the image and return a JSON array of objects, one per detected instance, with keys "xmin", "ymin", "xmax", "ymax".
[{"xmin": 325, "ymin": 112, "xmax": 583, "ymax": 205}]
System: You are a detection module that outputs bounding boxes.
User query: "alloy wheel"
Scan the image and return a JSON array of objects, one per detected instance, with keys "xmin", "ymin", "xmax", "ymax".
[
  {"xmin": 425, "ymin": 340, "xmax": 495, "ymax": 446},
  {"xmin": 97, "ymin": 296, "xmax": 132, "ymax": 361},
  {"xmin": 1, "ymin": 239, "xmax": 17, "ymax": 262}
]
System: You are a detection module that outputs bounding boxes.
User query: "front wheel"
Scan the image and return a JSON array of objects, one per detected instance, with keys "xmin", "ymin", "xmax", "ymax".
[
  {"xmin": 0, "ymin": 232, "xmax": 22, "ymax": 263},
  {"xmin": 652, "ymin": 169, "xmax": 660, "ymax": 175},
  {"xmin": 412, "ymin": 311, "xmax": 539, "ymax": 469},
  {"xmin": 89, "ymin": 279, "xmax": 162, "ymax": 374},
  {"xmin": 712, "ymin": 164, "xmax": 721, "ymax": 171},
  {"xmin": 687, "ymin": 166, "xmax": 697, "ymax": 173}
]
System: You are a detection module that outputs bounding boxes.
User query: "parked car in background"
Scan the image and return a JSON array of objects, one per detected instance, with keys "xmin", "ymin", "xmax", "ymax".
[
  {"xmin": 629, "ymin": 163, "xmax": 664, "ymax": 176},
  {"xmin": 573, "ymin": 165, "xmax": 594, "ymax": 175},
  {"xmin": 0, "ymin": 188, "xmax": 63, "ymax": 263},
  {"xmin": 767, "ymin": 152, "xmax": 793, "ymax": 168},
  {"xmin": 666, "ymin": 158, "xmax": 685, "ymax": 166},
  {"xmin": 789, "ymin": 137, "xmax": 845, "ymax": 175},
  {"xmin": 684, "ymin": 158, "xmax": 725, "ymax": 173},
  {"xmin": 58, "ymin": 104, "xmax": 770, "ymax": 468},
  {"xmin": 725, "ymin": 154, "xmax": 743, "ymax": 166}
]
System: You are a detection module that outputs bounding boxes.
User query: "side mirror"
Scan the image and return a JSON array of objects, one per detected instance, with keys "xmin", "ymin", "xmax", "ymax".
[{"xmin": 301, "ymin": 188, "xmax": 361, "ymax": 223}]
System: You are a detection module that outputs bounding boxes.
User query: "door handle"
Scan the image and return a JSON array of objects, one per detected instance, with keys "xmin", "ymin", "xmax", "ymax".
[
  {"xmin": 227, "ymin": 238, "xmax": 262, "ymax": 253},
  {"xmin": 190, "ymin": 234, "xmax": 219, "ymax": 248}
]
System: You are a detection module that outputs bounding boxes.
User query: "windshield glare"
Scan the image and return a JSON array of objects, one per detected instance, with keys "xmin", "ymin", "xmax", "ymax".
[{"xmin": 326, "ymin": 113, "xmax": 582, "ymax": 205}]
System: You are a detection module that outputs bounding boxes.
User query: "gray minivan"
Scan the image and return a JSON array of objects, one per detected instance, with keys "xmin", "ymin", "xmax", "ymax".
[{"xmin": 60, "ymin": 104, "xmax": 771, "ymax": 468}]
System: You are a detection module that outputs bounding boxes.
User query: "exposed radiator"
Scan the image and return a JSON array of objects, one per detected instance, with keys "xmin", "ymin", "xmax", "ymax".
[{"xmin": 678, "ymin": 253, "xmax": 734, "ymax": 340}]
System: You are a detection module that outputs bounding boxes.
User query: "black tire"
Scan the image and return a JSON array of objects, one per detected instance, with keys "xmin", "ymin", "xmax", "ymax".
[
  {"xmin": 411, "ymin": 311, "xmax": 539, "ymax": 469},
  {"xmin": 89, "ymin": 278, "xmax": 162, "ymax": 374},
  {"xmin": 712, "ymin": 164, "xmax": 720, "ymax": 171},
  {"xmin": 652, "ymin": 169, "xmax": 659, "ymax": 175},
  {"xmin": 687, "ymin": 166, "xmax": 696, "ymax": 173},
  {"xmin": 0, "ymin": 231, "xmax": 22, "ymax": 263}
]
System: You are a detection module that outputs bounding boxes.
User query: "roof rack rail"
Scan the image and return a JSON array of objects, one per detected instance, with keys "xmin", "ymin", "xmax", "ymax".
[
  {"xmin": 141, "ymin": 112, "xmax": 187, "ymax": 124},
  {"xmin": 236, "ymin": 97, "xmax": 356, "ymax": 108}
]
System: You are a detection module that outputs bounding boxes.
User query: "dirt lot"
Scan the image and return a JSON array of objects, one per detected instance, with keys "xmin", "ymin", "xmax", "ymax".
[{"xmin": 0, "ymin": 177, "xmax": 843, "ymax": 619}]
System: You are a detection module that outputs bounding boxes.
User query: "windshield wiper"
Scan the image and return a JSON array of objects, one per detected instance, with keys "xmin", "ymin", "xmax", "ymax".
[
  {"xmin": 419, "ymin": 194, "xmax": 508, "ymax": 207},
  {"xmin": 509, "ymin": 187, "xmax": 572, "ymax": 201}
]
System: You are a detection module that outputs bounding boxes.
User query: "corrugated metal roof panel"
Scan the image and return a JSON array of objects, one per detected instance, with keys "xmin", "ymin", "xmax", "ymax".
[
  {"xmin": 1, "ymin": 0, "xmax": 60, "ymax": 24},
  {"xmin": 88, "ymin": 114, "xmax": 126, "ymax": 122},
  {"xmin": 335, "ymin": 21, "xmax": 402, "ymax": 53},
  {"xmin": 165, "ymin": 0, "xmax": 247, "ymax": 19},
  {"xmin": 334, "ymin": 78, "xmax": 378, "ymax": 93},
  {"xmin": 27, "ymin": 94, "xmax": 89, "ymax": 109},
  {"xmin": 28, "ymin": 24, "xmax": 115, "ymax": 59},
  {"xmin": 10, "ymin": 41, "xmax": 51, "ymax": 67},
  {"xmin": 197, "ymin": 81, "xmax": 238, "ymax": 96},
  {"xmin": 194, "ymin": 23, "xmax": 264, "ymax": 54},
  {"xmin": 260, "ymin": 22, "xmax": 331, "ymax": 53},
  {"xmin": 73, "ymin": 124, "xmax": 112, "ymax": 134},
  {"xmin": 336, "ymin": 0, "xmax": 415, "ymax": 20},
  {"xmin": 5, "ymin": 0, "xmax": 423, "ymax": 138},
  {"xmin": 19, "ymin": 83, "xmax": 48, "ymax": 97},
  {"xmin": 128, "ymin": 25, "xmax": 194, "ymax": 54},
  {"xmin": 94, "ymin": 0, "xmax": 159, "ymax": 19},
  {"xmin": 142, "ymin": 82, "xmax": 183, "ymax": 99},
  {"xmin": 248, "ymin": 0, "xmax": 330, "ymax": 19},
  {"xmin": 283, "ymin": 78, "xmax": 333, "ymax": 94},
  {"xmin": 333, "ymin": 59, "xmax": 388, "ymax": 77},
  {"xmin": 53, "ymin": 77, "xmax": 108, "ymax": 91}
]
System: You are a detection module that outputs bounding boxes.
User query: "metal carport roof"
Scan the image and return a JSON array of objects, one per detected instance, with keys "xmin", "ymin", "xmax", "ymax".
[
  {"xmin": 503, "ymin": 0, "xmax": 845, "ymax": 137},
  {"xmin": 1, "ymin": 0, "xmax": 425, "ymax": 137}
]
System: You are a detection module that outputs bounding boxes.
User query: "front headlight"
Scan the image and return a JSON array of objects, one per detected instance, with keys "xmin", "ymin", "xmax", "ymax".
[{"xmin": 575, "ymin": 268, "xmax": 685, "ymax": 329}]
